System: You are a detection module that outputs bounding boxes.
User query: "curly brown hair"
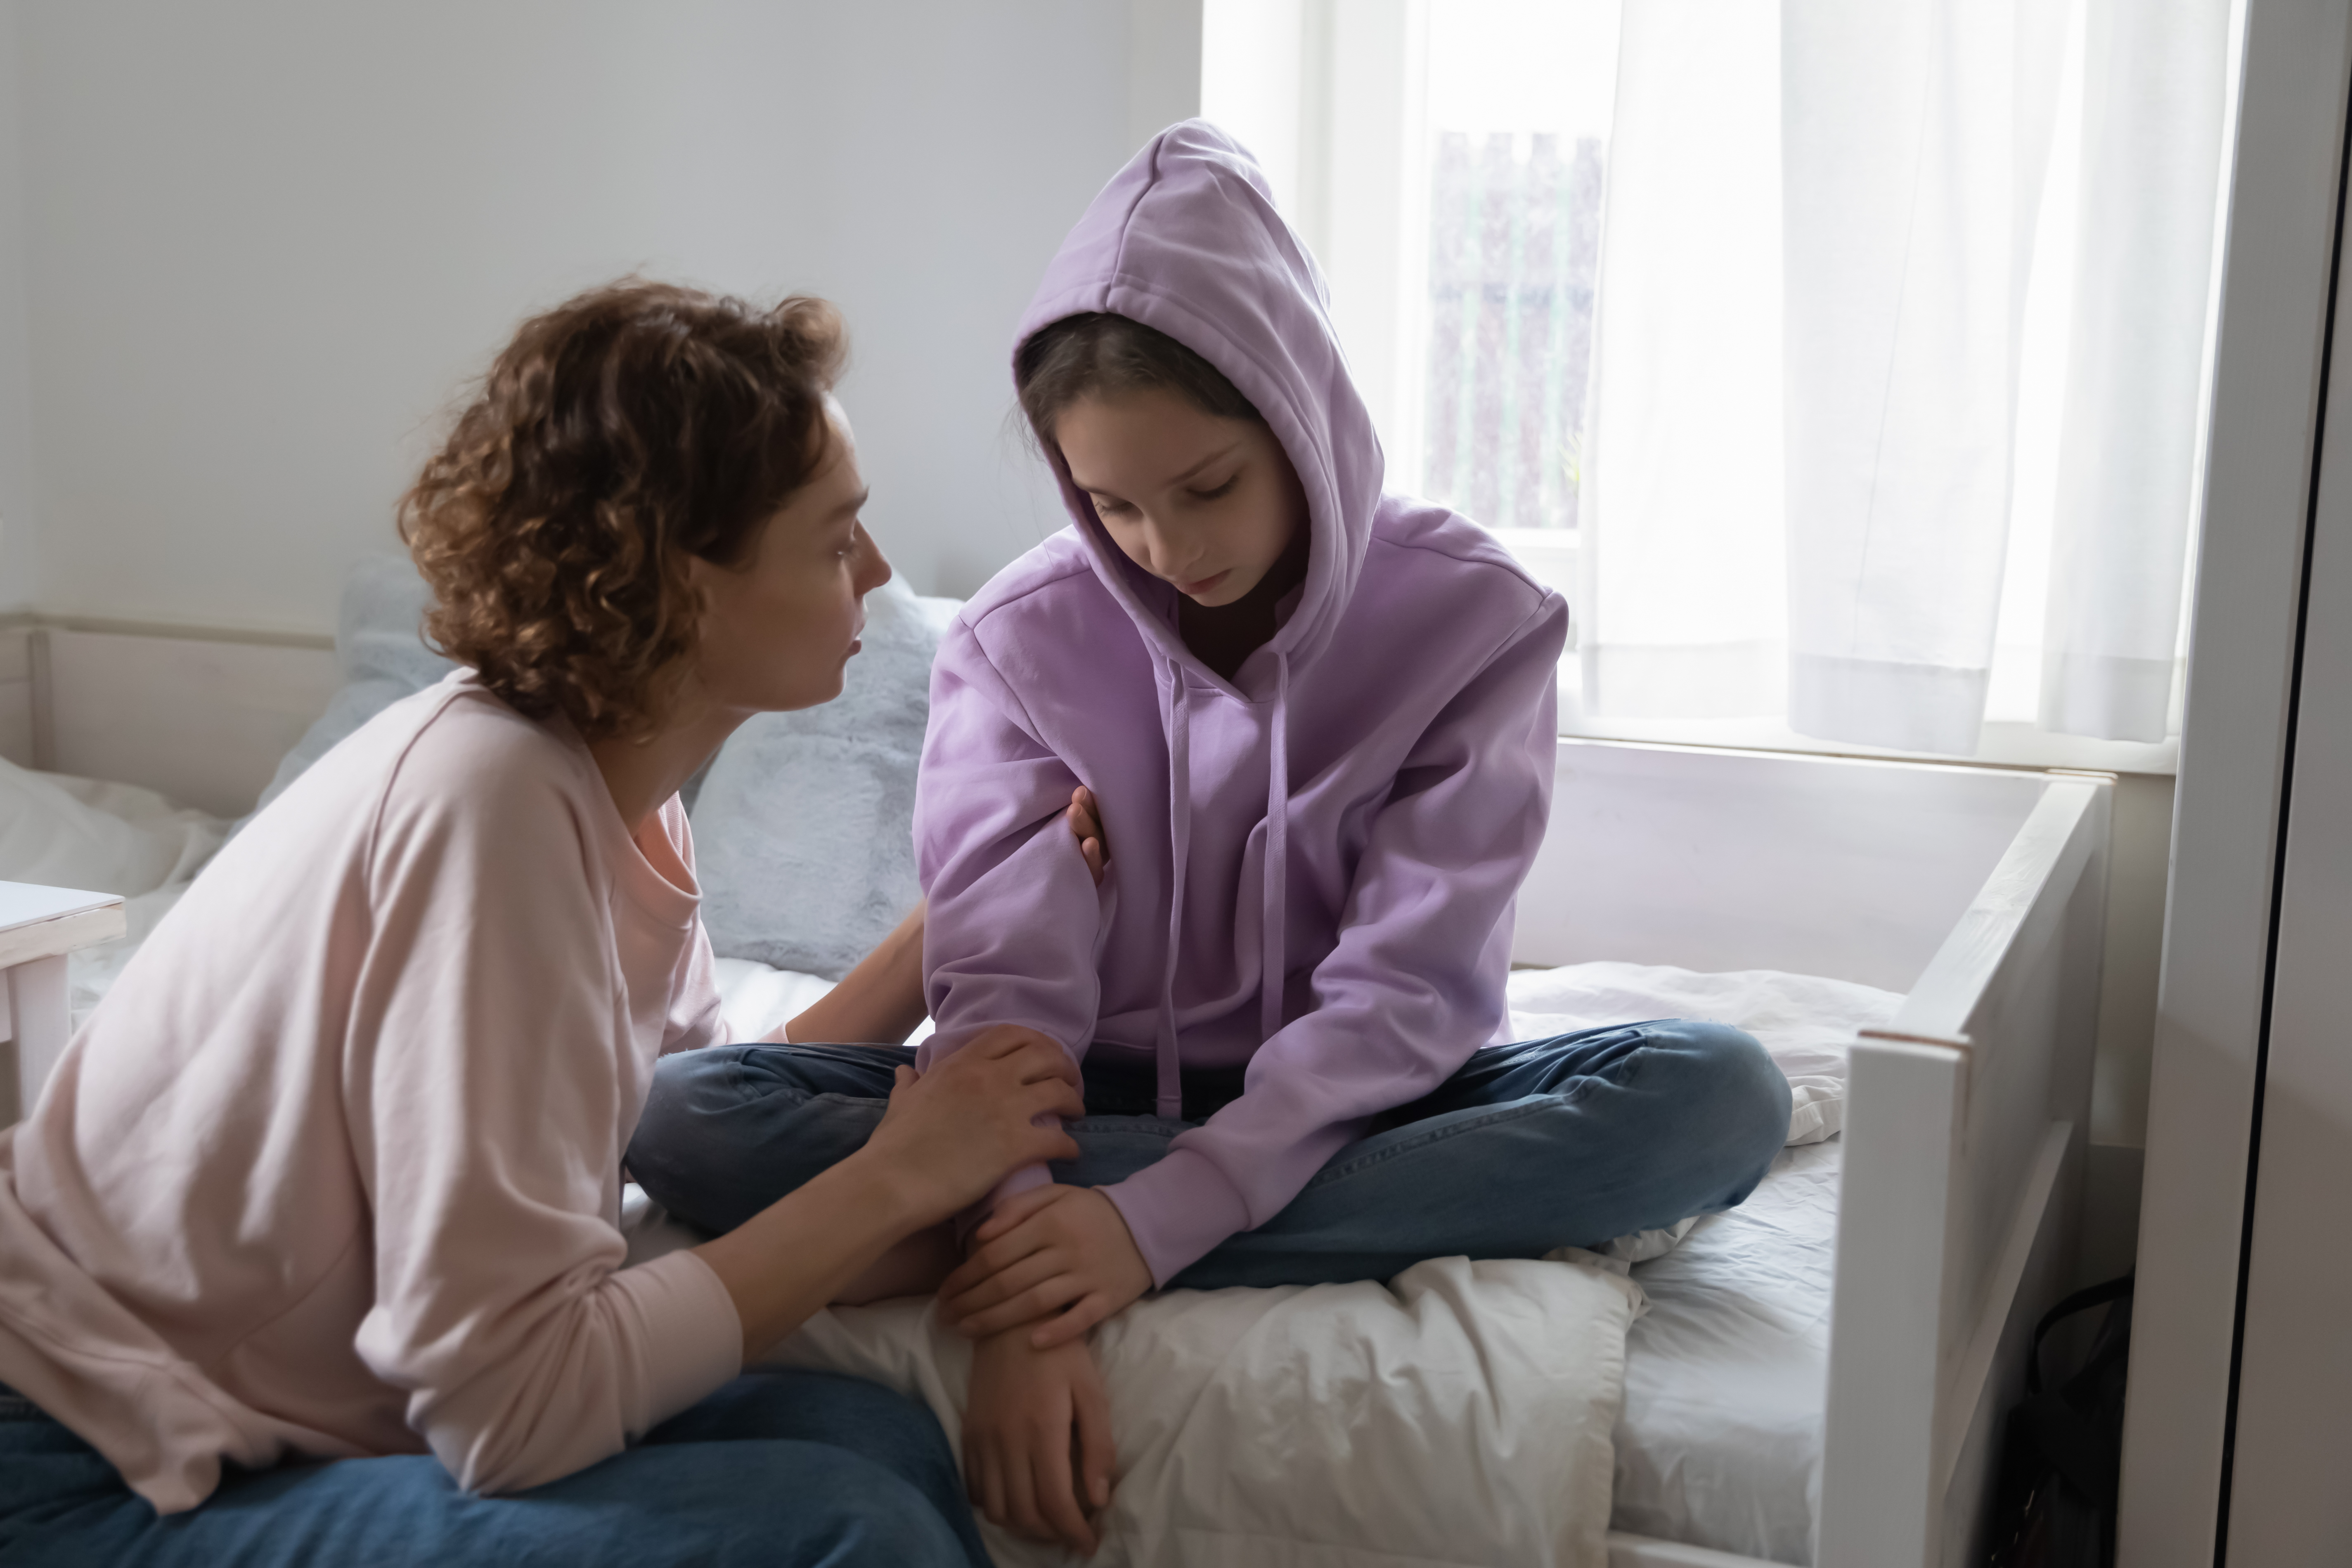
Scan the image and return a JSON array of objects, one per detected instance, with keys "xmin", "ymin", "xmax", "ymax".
[{"xmin": 400, "ymin": 279, "xmax": 846, "ymax": 740}]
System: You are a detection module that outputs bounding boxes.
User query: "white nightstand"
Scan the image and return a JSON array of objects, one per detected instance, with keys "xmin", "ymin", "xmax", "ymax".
[{"xmin": 0, "ymin": 883, "xmax": 126, "ymax": 1123}]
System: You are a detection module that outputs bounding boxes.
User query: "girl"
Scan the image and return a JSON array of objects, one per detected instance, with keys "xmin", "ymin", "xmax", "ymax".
[
  {"xmin": 0, "ymin": 281, "xmax": 1086, "ymax": 1567},
  {"xmin": 630, "ymin": 123, "xmax": 1791, "ymax": 1552}
]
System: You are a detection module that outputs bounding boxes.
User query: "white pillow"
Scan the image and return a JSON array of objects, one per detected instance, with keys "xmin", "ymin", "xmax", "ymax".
[
  {"xmin": 0, "ymin": 757, "xmax": 223, "ymax": 897},
  {"xmin": 690, "ymin": 577, "xmax": 958, "ymax": 980}
]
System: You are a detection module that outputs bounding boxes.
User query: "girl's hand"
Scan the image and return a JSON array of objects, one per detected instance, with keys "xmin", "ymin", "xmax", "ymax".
[
  {"xmin": 941, "ymin": 1185, "xmax": 1154, "ymax": 1348},
  {"xmin": 1067, "ymin": 785, "xmax": 1111, "ymax": 886},
  {"xmin": 861, "ymin": 1027, "xmax": 1083, "ymax": 1228},
  {"xmin": 964, "ymin": 1328, "xmax": 1115, "ymax": 1554}
]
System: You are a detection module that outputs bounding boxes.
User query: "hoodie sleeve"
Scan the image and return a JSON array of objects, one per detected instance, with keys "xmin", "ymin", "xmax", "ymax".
[
  {"xmin": 1102, "ymin": 591, "xmax": 1567, "ymax": 1284},
  {"xmin": 914, "ymin": 614, "xmax": 1109, "ymax": 1108}
]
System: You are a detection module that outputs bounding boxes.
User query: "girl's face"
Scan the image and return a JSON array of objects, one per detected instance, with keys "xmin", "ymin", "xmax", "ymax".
[
  {"xmin": 687, "ymin": 401, "xmax": 892, "ymax": 717},
  {"xmin": 1056, "ymin": 388, "xmax": 1306, "ymax": 608}
]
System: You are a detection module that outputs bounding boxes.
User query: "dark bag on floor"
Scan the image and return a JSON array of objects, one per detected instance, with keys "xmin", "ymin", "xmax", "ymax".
[{"xmin": 1985, "ymin": 1274, "xmax": 2134, "ymax": 1568}]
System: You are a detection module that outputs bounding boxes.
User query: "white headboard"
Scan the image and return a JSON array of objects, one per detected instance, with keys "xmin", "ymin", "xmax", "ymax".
[{"xmin": 0, "ymin": 621, "xmax": 338, "ymax": 818}]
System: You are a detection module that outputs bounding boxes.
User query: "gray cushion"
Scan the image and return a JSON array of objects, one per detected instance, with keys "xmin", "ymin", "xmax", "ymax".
[
  {"xmin": 689, "ymin": 574, "xmax": 956, "ymax": 980},
  {"xmin": 246, "ymin": 554, "xmax": 457, "ymax": 823}
]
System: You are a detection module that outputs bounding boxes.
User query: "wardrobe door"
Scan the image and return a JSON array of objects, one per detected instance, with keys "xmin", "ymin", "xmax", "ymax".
[
  {"xmin": 2222, "ymin": 146, "xmax": 2352, "ymax": 1562},
  {"xmin": 2118, "ymin": 5, "xmax": 2352, "ymax": 1562}
]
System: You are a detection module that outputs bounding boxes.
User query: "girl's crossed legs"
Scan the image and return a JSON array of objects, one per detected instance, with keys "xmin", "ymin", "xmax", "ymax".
[{"xmin": 627, "ymin": 1021, "xmax": 1793, "ymax": 1289}]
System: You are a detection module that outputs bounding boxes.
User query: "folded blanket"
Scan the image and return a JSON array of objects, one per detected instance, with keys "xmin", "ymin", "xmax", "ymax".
[{"xmin": 624, "ymin": 1194, "xmax": 1641, "ymax": 1568}]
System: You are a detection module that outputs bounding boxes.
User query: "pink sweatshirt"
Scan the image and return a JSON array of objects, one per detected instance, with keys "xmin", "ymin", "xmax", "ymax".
[{"xmin": 0, "ymin": 673, "xmax": 743, "ymax": 1514}]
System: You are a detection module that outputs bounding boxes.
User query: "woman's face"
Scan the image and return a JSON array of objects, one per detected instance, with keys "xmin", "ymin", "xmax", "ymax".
[
  {"xmin": 687, "ymin": 401, "xmax": 892, "ymax": 717},
  {"xmin": 1056, "ymin": 388, "xmax": 1306, "ymax": 607}
]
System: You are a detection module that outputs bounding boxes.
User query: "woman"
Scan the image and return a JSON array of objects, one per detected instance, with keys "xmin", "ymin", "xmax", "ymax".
[{"xmin": 0, "ymin": 281, "xmax": 1077, "ymax": 1566}]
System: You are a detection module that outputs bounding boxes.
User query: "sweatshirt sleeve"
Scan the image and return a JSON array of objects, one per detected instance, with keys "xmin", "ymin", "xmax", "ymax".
[
  {"xmin": 1102, "ymin": 591, "xmax": 1568, "ymax": 1283},
  {"xmin": 345, "ymin": 752, "xmax": 742, "ymax": 1495},
  {"xmin": 913, "ymin": 617, "xmax": 1111, "ymax": 1202},
  {"xmin": 915, "ymin": 615, "xmax": 1110, "ymax": 1063}
]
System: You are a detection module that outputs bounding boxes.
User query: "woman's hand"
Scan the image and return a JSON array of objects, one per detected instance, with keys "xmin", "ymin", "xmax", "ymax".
[
  {"xmin": 940, "ymin": 1185, "xmax": 1154, "ymax": 1348},
  {"xmin": 964, "ymin": 1327, "xmax": 1116, "ymax": 1554},
  {"xmin": 1067, "ymin": 785, "xmax": 1110, "ymax": 885},
  {"xmin": 861, "ymin": 1027, "xmax": 1083, "ymax": 1228},
  {"xmin": 696, "ymin": 1026, "xmax": 1080, "ymax": 1363}
]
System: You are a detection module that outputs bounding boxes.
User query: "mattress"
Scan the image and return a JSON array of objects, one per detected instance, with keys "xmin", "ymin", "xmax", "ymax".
[
  {"xmin": 1498, "ymin": 961, "xmax": 1885, "ymax": 1564},
  {"xmin": 1615, "ymin": 1138, "xmax": 1839, "ymax": 1564}
]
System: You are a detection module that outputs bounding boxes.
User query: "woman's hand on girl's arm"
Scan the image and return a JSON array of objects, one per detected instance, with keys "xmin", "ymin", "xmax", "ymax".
[
  {"xmin": 693, "ymin": 1027, "xmax": 1082, "ymax": 1362},
  {"xmin": 965, "ymin": 1327, "xmax": 1115, "ymax": 1554},
  {"xmin": 1066, "ymin": 785, "xmax": 1111, "ymax": 885},
  {"xmin": 940, "ymin": 1185, "xmax": 1155, "ymax": 1348}
]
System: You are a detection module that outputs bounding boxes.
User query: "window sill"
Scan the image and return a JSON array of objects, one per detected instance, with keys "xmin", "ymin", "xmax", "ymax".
[{"xmin": 1556, "ymin": 707, "xmax": 2177, "ymax": 776}]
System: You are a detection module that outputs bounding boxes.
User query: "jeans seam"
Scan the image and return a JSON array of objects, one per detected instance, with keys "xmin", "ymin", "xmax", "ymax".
[{"xmin": 1304, "ymin": 1097, "xmax": 1566, "ymax": 1189}]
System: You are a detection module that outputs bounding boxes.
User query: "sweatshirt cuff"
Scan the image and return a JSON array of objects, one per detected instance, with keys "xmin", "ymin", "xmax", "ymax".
[
  {"xmin": 609, "ymin": 1249, "xmax": 743, "ymax": 1435},
  {"xmin": 958, "ymin": 1160, "xmax": 1054, "ymax": 1249},
  {"xmin": 1101, "ymin": 1146, "xmax": 1254, "ymax": 1287}
]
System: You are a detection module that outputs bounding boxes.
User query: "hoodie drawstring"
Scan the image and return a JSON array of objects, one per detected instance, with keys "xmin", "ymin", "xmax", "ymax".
[
  {"xmin": 1260, "ymin": 652, "xmax": 1290, "ymax": 1044},
  {"xmin": 1155, "ymin": 649, "xmax": 1293, "ymax": 1121},
  {"xmin": 1156, "ymin": 656, "xmax": 1192, "ymax": 1120}
]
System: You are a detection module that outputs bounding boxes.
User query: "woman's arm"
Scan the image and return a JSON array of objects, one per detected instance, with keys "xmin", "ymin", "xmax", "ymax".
[
  {"xmin": 350, "ymin": 762, "xmax": 1084, "ymax": 1495},
  {"xmin": 777, "ymin": 788, "xmax": 1110, "ymax": 1047},
  {"xmin": 695, "ymin": 1026, "xmax": 1082, "ymax": 1360},
  {"xmin": 778, "ymin": 901, "xmax": 930, "ymax": 1045}
]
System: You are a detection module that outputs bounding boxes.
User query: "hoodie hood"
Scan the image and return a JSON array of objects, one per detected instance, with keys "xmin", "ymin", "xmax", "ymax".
[
  {"xmin": 918, "ymin": 130, "xmax": 1567, "ymax": 1273},
  {"xmin": 1015, "ymin": 120, "xmax": 1384, "ymax": 682}
]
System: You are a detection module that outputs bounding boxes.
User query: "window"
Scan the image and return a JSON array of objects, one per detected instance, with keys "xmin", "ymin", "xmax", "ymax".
[
  {"xmin": 1203, "ymin": 0, "xmax": 2237, "ymax": 772},
  {"xmin": 1415, "ymin": 2, "xmax": 1616, "ymax": 537}
]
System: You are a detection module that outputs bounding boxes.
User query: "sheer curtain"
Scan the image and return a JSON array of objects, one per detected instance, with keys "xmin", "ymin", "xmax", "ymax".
[
  {"xmin": 1577, "ymin": 0, "xmax": 2232, "ymax": 752},
  {"xmin": 1576, "ymin": 0, "xmax": 1784, "ymax": 719}
]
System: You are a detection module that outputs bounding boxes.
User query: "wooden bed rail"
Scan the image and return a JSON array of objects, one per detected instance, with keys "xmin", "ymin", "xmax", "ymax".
[{"xmin": 1819, "ymin": 776, "xmax": 2111, "ymax": 1568}]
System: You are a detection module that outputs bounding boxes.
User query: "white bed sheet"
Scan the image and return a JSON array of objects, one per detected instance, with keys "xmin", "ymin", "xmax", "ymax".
[
  {"xmin": 1499, "ymin": 963, "xmax": 1877, "ymax": 1564},
  {"xmin": 1615, "ymin": 1138, "xmax": 1841, "ymax": 1565}
]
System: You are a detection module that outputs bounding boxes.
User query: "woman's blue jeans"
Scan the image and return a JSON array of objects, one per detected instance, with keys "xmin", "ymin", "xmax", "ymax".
[
  {"xmin": 628, "ymin": 1021, "xmax": 1794, "ymax": 1289},
  {"xmin": 0, "ymin": 1369, "xmax": 988, "ymax": 1567}
]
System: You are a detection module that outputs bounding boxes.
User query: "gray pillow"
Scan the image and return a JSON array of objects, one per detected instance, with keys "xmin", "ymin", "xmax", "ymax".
[
  {"xmin": 245, "ymin": 554, "xmax": 458, "ymax": 824},
  {"xmin": 689, "ymin": 574, "xmax": 956, "ymax": 979}
]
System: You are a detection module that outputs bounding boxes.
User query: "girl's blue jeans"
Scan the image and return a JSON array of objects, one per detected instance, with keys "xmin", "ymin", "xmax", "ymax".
[
  {"xmin": 627, "ymin": 1020, "xmax": 1794, "ymax": 1289},
  {"xmin": 0, "ymin": 1369, "xmax": 988, "ymax": 1567}
]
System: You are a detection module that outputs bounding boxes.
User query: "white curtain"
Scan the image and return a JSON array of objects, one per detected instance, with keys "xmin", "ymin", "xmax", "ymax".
[
  {"xmin": 1576, "ymin": 0, "xmax": 1784, "ymax": 719},
  {"xmin": 2040, "ymin": 0, "xmax": 2233, "ymax": 741},
  {"xmin": 1576, "ymin": 0, "xmax": 2231, "ymax": 753}
]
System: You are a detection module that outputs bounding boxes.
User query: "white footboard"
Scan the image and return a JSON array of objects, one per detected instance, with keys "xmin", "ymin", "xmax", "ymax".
[{"xmin": 1817, "ymin": 776, "xmax": 2111, "ymax": 1568}]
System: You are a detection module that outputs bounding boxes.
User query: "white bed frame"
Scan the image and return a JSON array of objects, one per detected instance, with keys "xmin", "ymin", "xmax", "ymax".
[
  {"xmin": 2, "ymin": 629, "xmax": 2109, "ymax": 1568},
  {"xmin": 1517, "ymin": 740, "xmax": 2110, "ymax": 1568}
]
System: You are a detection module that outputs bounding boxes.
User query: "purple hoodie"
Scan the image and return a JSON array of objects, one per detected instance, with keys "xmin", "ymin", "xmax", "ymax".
[{"xmin": 914, "ymin": 122, "xmax": 1568, "ymax": 1285}]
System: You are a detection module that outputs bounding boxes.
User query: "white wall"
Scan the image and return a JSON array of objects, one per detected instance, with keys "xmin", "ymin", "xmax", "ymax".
[
  {"xmin": 0, "ymin": 1, "xmax": 39, "ymax": 614},
  {"xmin": 2, "ymin": 0, "xmax": 1201, "ymax": 634}
]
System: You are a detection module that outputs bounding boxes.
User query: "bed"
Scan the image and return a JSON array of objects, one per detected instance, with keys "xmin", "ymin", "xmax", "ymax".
[
  {"xmin": 0, "ymin": 568, "xmax": 2109, "ymax": 1568},
  {"xmin": 1517, "ymin": 743, "xmax": 2110, "ymax": 1568}
]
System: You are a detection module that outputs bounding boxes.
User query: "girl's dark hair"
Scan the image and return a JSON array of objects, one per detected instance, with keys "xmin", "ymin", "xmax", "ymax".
[
  {"xmin": 400, "ymin": 279, "xmax": 846, "ymax": 741},
  {"xmin": 1014, "ymin": 313, "xmax": 1262, "ymax": 445}
]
